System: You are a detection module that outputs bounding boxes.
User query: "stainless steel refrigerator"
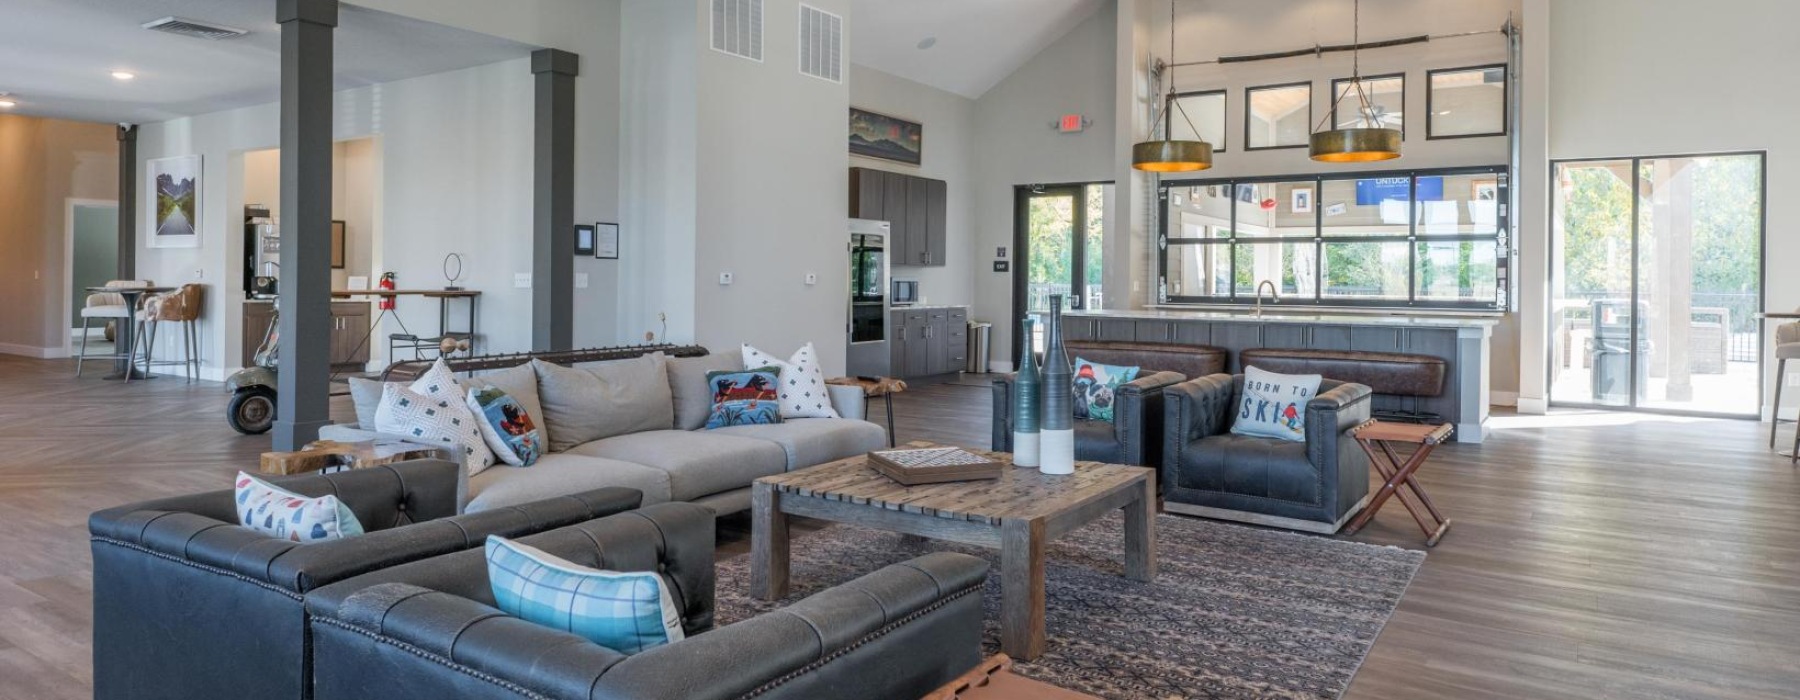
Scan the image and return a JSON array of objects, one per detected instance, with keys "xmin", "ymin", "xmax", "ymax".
[{"xmin": 846, "ymin": 219, "xmax": 890, "ymax": 377}]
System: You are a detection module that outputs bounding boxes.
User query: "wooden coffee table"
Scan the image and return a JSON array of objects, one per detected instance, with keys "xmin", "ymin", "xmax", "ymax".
[{"xmin": 751, "ymin": 443, "xmax": 1156, "ymax": 661}]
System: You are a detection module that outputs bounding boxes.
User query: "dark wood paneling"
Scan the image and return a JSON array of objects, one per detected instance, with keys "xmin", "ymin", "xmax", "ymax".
[
  {"xmin": 1312, "ymin": 325, "xmax": 1354, "ymax": 350},
  {"xmin": 1173, "ymin": 321, "xmax": 1212, "ymax": 346},
  {"xmin": 1263, "ymin": 324, "xmax": 1305, "ymax": 349},
  {"xmin": 925, "ymin": 178, "xmax": 948, "ymax": 267},
  {"xmin": 905, "ymin": 178, "xmax": 930, "ymax": 266},
  {"xmin": 1135, "ymin": 320, "xmax": 1175, "ymax": 343},
  {"xmin": 1352, "ymin": 327, "xmax": 1404, "ymax": 352},
  {"xmin": 1096, "ymin": 319, "xmax": 1136, "ymax": 342}
]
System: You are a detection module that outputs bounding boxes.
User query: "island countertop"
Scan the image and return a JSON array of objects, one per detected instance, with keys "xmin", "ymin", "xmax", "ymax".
[{"xmin": 1061, "ymin": 307, "xmax": 1500, "ymax": 329}]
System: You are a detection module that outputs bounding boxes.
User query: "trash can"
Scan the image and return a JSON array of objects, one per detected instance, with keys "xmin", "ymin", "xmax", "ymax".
[
  {"xmin": 966, "ymin": 322, "xmax": 992, "ymax": 373},
  {"xmin": 1588, "ymin": 299, "xmax": 1648, "ymax": 404}
]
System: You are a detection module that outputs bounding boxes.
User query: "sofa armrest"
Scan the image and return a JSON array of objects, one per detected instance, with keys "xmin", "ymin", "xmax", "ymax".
[
  {"xmin": 1112, "ymin": 370, "xmax": 1185, "ymax": 466},
  {"xmin": 827, "ymin": 384, "xmax": 866, "ymax": 421},
  {"xmin": 1160, "ymin": 374, "xmax": 1236, "ymax": 490},
  {"xmin": 991, "ymin": 373, "xmax": 1014, "ymax": 451},
  {"xmin": 1305, "ymin": 381, "xmax": 1373, "ymax": 467}
]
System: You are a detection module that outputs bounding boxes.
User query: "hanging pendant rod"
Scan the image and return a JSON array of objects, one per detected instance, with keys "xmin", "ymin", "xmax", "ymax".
[{"xmin": 1158, "ymin": 27, "xmax": 1504, "ymax": 72}]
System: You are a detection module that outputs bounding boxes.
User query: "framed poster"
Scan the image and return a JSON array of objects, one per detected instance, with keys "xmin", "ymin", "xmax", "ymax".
[
  {"xmin": 595, "ymin": 222, "xmax": 619, "ymax": 259},
  {"xmin": 330, "ymin": 220, "xmax": 346, "ymax": 269},
  {"xmin": 848, "ymin": 107, "xmax": 922, "ymax": 165},
  {"xmin": 1471, "ymin": 179, "xmax": 1499, "ymax": 201},
  {"xmin": 1290, "ymin": 187, "xmax": 1314, "ymax": 214},
  {"xmin": 146, "ymin": 155, "xmax": 201, "ymax": 248},
  {"xmin": 574, "ymin": 224, "xmax": 595, "ymax": 255}
]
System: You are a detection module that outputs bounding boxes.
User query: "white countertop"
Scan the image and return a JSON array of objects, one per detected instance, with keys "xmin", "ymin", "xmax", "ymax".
[
  {"xmin": 891, "ymin": 304, "xmax": 968, "ymax": 311},
  {"xmin": 1063, "ymin": 307, "xmax": 1500, "ymax": 329}
]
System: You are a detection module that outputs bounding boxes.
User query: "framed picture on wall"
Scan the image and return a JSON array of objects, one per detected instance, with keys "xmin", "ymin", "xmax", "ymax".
[
  {"xmin": 849, "ymin": 107, "xmax": 923, "ymax": 165},
  {"xmin": 574, "ymin": 224, "xmax": 595, "ymax": 255},
  {"xmin": 1471, "ymin": 179, "xmax": 1499, "ymax": 201},
  {"xmin": 1291, "ymin": 187, "xmax": 1314, "ymax": 214},
  {"xmin": 595, "ymin": 222, "xmax": 619, "ymax": 259},
  {"xmin": 146, "ymin": 154, "xmax": 202, "ymax": 248},
  {"xmin": 330, "ymin": 220, "xmax": 346, "ymax": 269}
]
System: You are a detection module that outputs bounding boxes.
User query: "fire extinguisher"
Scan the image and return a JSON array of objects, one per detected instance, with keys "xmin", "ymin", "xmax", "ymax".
[{"xmin": 378, "ymin": 272, "xmax": 397, "ymax": 311}]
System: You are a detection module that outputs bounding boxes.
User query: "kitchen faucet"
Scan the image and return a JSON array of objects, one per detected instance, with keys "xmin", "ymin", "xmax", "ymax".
[{"xmin": 1254, "ymin": 280, "xmax": 1280, "ymax": 318}]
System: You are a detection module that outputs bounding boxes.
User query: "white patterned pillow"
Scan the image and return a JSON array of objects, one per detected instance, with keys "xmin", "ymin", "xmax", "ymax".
[
  {"xmin": 234, "ymin": 472, "xmax": 365, "ymax": 543},
  {"xmin": 376, "ymin": 383, "xmax": 493, "ymax": 476},
  {"xmin": 741, "ymin": 343, "xmax": 839, "ymax": 419}
]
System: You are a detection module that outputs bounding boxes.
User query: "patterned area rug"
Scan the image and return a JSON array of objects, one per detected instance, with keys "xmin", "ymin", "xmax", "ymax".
[{"xmin": 714, "ymin": 513, "xmax": 1424, "ymax": 700}]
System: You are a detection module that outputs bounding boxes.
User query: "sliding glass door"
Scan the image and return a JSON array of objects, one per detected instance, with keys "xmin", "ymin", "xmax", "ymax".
[{"xmin": 1550, "ymin": 153, "xmax": 1764, "ymax": 415}]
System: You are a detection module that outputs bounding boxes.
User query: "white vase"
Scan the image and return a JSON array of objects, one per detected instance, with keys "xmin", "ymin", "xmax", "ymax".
[
  {"xmin": 1013, "ymin": 431, "xmax": 1041, "ymax": 468},
  {"xmin": 1039, "ymin": 429, "xmax": 1074, "ymax": 475}
]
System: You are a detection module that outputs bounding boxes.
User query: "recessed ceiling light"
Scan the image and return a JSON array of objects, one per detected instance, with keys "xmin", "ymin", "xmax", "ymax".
[
  {"xmin": 916, "ymin": 36, "xmax": 937, "ymax": 50},
  {"xmin": 112, "ymin": 71, "xmax": 136, "ymax": 81}
]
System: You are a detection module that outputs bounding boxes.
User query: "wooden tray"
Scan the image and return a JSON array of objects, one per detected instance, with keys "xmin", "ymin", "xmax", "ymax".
[{"xmin": 867, "ymin": 447, "xmax": 1003, "ymax": 486}]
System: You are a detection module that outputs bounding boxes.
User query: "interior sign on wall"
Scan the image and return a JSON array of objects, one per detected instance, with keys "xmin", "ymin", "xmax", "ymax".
[{"xmin": 1053, "ymin": 114, "xmax": 1090, "ymax": 133}]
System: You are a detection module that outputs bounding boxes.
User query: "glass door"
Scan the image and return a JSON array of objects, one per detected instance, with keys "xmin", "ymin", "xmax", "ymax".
[
  {"xmin": 1014, "ymin": 184, "xmax": 1107, "ymax": 353},
  {"xmin": 1550, "ymin": 153, "xmax": 1764, "ymax": 415}
]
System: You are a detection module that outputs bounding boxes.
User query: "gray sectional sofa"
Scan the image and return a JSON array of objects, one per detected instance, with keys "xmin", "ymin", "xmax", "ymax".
[{"xmin": 326, "ymin": 350, "xmax": 884, "ymax": 514}]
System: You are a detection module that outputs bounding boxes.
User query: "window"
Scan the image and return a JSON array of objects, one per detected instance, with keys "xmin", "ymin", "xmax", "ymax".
[
  {"xmin": 1158, "ymin": 166, "xmax": 1508, "ymax": 310},
  {"xmin": 1245, "ymin": 82, "xmax": 1311, "ymax": 150},
  {"xmin": 1166, "ymin": 90, "xmax": 1227, "ymax": 151},
  {"xmin": 1329, "ymin": 74, "xmax": 1404, "ymax": 137},
  {"xmin": 1428, "ymin": 65, "xmax": 1506, "ymax": 138}
]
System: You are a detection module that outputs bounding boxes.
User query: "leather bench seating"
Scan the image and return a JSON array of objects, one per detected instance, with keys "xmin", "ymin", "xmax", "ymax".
[
  {"xmin": 1240, "ymin": 347, "xmax": 1446, "ymax": 422},
  {"xmin": 306, "ymin": 503, "xmax": 991, "ymax": 700},
  {"xmin": 88, "ymin": 460, "xmax": 644, "ymax": 700},
  {"xmin": 992, "ymin": 341, "xmax": 1227, "ymax": 466}
]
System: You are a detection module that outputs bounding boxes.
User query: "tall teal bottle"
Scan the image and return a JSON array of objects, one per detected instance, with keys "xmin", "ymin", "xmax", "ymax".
[
  {"xmin": 1011, "ymin": 317, "xmax": 1041, "ymax": 467},
  {"xmin": 1039, "ymin": 296, "xmax": 1075, "ymax": 475}
]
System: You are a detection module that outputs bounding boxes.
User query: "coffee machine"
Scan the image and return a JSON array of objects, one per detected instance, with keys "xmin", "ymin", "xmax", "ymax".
[{"xmin": 243, "ymin": 205, "xmax": 279, "ymax": 298}]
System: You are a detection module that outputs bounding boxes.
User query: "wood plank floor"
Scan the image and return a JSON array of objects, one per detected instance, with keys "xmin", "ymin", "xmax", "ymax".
[{"xmin": 3, "ymin": 355, "xmax": 1797, "ymax": 699}]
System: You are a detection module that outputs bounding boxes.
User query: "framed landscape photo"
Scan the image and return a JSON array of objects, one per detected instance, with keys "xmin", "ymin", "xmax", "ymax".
[
  {"xmin": 849, "ymin": 107, "xmax": 922, "ymax": 165},
  {"xmin": 146, "ymin": 154, "xmax": 201, "ymax": 248}
]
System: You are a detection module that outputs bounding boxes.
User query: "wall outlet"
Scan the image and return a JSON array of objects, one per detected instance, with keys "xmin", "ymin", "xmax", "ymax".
[
  {"xmin": 514, "ymin": 273, "xmax": 532, "ymax": 288},
  {"xmin": 718, "ymin": 272, "xmax": 733, "ymax": 285},
  {"xmin": 804, "ymin": 272, "xmax": 817, "ymax": 286},
  {"xmin": 575, "ymin": 272, "xmax": 589, "ymax": 289},
  {"xmin": 193, "ymin": 268, "xmax": 205, "ymax": 280}
]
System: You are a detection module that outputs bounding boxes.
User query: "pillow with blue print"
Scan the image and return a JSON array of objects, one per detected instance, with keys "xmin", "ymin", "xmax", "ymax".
[
  {"xmin": 234, "ymin": 472, "xmax": 365, "ymax": 542},
  {"xmin": 485, "ymin": 535, "xmax": 685, "ymax": 655},
  {"xmin": 1229, "ymin": 365, "xmax": 1322, "ymax": 443}
]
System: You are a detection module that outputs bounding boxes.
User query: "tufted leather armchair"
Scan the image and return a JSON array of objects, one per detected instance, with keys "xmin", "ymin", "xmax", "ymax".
[
  {"xmin": 1162, "ymin": 374, "xmax": 1373, "ymax": 533},
  {"xmin": 88, "ymin": 460, "xmax": 643, "ymax": 700},
  {"xmin": 993, "ymin": 341, "xmax": 1226, "ymax": 466},
  {"xmin": 306, "ymin": 502, "xmax": 990, "ymax": 700}
]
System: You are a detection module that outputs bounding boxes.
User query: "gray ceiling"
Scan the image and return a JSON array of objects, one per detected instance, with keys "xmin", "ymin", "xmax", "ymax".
[{"xmin": 0, "ymin": 0, "xmax": 537, "ymax": 124}]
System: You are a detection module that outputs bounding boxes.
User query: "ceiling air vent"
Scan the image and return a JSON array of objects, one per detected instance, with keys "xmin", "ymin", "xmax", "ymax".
[
  {"xmin": 798, "ymin": 5, "xmax": 843, "ymax": 83},
  {"xmin": 711, "ymin": 0, "xmax": 764, "ymax": 62},
  {"xmin": 141, "ymin": 16, "xmax": 250, "ymax": 40}
]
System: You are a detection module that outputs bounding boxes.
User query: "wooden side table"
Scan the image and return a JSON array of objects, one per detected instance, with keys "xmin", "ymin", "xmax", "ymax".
[
  {"xmin": 259, "ymin": 439, "xmax": 450, "ymax": 476},
  {"xmin": 826, "ymin": 376, "xmax": 907, "ymax": 447},
  {"xmin": 921, "ymin": 655, "xmax": 1100, "ymax": 700},
  {"xmin": 1344, "ymin": 421, "xmax": 1454, "ymax": 546}
]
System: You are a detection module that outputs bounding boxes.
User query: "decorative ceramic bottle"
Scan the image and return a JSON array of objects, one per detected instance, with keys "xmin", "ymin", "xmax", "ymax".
[
  {"xmin": 1011, "ymin": 317, "xmax": 1042, "ymax": 467},
  {"xmin": 1039, "ymin": 295, "xmax": 1076, "ymax": 475}
]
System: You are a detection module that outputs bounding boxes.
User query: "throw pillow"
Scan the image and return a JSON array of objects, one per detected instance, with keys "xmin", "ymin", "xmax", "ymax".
[
  {"xmin": 375, "ymin": 383, "xmax": 492, "ymax": 476},
  {"xmin": 486, "ymin": 536, "xmax": 685, "ymax": 655},
  {"xmin": 234, "ymin": 472, "xmax": 365, "ymax": 542},
  {"xmin": 741, "ymin": 343, "xmax": 839, "ymax": 419},
  {"xmin": 666, "ymin": 352, "xmax": 745, "ymax": 431},
  {"xmin": 466, "ymin": 387, "xmax": 543, "ymax": 467},
  {"xmin": 1230, "ymin": 365, "xmax": 1323, "ymax": 443},
  {"xmin": 531, "ymin": 355, "xmax": 674, "ymax": 452},
  {"xmin": 1072, "ymin": 358, "xmax": 1140, "ymax": 423},
  {"xmin": 348, "ymin": 377, "xmax": 385, "ymax": 428},
  {"xmin": 463, "ymin": 363, "xmax": 549, "ymax": 447},
  {"xmin": 703, "ymin": 366, "xmax": 784, "ymax": 428}
]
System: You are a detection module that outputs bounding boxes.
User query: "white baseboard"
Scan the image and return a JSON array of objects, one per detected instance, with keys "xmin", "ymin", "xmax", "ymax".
[
  {"xmin": 0, "ymin": 343, "xmax": 62, "ymax": 359},
  {"xmin": 1515, "ymin": 396, "xmax": 1549, "ymax": 415},
  {"xmin": 1490, "ymin": 391, "xmax": 1518, "ymax": 407},
  {"xmin": 988, "ymin": 360, "xmax": 1014, "ymax": 373}
]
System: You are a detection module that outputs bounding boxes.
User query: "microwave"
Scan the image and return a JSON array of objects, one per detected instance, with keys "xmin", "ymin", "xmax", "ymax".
[{"xmin": 892, "ymin": 279, "xmax": 920, "ymax": 306}]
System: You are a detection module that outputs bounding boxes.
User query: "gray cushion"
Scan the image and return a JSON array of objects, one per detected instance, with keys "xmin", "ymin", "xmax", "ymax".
[
  {"xmin": 566, "ymin": 430, "xmax": 787, "ymax": 502},
  {"xmin": 462, "ymin": 363, "xmax": 547, "ymax": 443},
  {"xmin": 532, "ymin": 355, "xmax": 674, "ymax": 452},
  {"xmin": 1182, "ymin": 433, "xmax": 1315, "ymax": 504},
  {"xmin": 348, "ymin": 377, "xmax": 385, "ymax": 428},
  {"xmin": 466, "ymin": 453, "xmax": 673, "ymax": 512},
  {"xmin": 710, "ymin": 419, "xmax": 885, "ymax": 470},
  {"xmin": 666, "ymin": 352, "xmax": 744, "ymax": 431}
]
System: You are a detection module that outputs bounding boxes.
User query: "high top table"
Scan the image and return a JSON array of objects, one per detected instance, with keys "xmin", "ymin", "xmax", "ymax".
[{"xmin": 87, "ymin": 285, "xmax": 173, "ymax": 380}]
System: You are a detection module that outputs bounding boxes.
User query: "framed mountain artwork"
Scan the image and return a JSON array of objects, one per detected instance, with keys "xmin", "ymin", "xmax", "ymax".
[{"xmin": 849, "ymin": 107, "xmax": 922, "ymax": 165}]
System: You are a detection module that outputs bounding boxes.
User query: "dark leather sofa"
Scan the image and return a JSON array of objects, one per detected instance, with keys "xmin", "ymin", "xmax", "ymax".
[
  {"xmin": 993, "ymin": 340, "xmax": 1227, "ymax": 465},
  {"xmin": 88, "ymin": 460, "xmax": 642, "ymax": 700},
  {"xmin": 1240, "ymin": 347, "xmax": 1447, "ymax": 422},
  {"xmin": 305, "ymin": 502, "xmax": 990, "ymax": 700},
  {"xmin": 1162, "ymin": 374, "xmax": 1373, "ymax": 533}
]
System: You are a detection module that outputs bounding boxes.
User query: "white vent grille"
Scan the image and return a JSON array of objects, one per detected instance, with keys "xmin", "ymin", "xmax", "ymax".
[
  {"xmin": 141, "ymin": 16, "xmax": 249, "ymax": 40},
  {"xmin": 711, "ymin": 0, "xmax": 764, "ymax": 62},
  {"xmin": 798, "ymin": 5, "xmax": 843, "ymax": 83}
]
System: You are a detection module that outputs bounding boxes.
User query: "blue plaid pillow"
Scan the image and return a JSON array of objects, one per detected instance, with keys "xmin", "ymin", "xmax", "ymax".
[{"xmin": 485, "ymin": 536, "xmax": 685, "ymax": 655}]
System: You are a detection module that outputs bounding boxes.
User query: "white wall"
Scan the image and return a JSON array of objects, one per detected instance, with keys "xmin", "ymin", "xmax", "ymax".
[
  {"xmin": 1517, "ymin": 0, "xmax": 1798, "ymax": 416},
  {"xmin": 848, "ymin": 64, "xmax": 977, "ymax": 308},
  {"xmin": 973, "ymin": 4, "xmax": 1118, "ymax": 362},
  {"xmin": 617, "ymin": 0, "xmax": 698, "ymax": 345}
]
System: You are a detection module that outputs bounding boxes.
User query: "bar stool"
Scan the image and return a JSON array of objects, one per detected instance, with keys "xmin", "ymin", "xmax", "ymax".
[
  {"xmin": 1770, "ymin": 320, "xmax": 1800, "ymax": 460},
  {"xmin": 76, "ymin": 280, "xmax": 154, "ymax": 377},
  {"xmin": 137, "ymin": 283, "xmax": 204, "ymax": 382}
]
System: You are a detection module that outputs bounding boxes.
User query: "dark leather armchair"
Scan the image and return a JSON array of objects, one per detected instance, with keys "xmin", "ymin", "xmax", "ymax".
[
  {"xmin": 1162, "ymin": 374, "xmax": 1373, "ymax": 533},
  {"xmin": 305, "ymin": 502, "xmax": 990, "ymax": 700},
  {"xmin": 993, "ymin": 340, "xmax": 1226, "ymax": 466},
  {"xmin": 88, "ymin": 460, "xmax": 642, "ymax": 700}
]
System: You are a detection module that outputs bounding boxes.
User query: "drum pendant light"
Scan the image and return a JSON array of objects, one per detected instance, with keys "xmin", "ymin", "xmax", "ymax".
[
  {"xmin": 1310, "ymin": 0, "xmax": 1401, "ymax": 162},
  {"xmin": 1133, "ymin": 0, "xmax": 1212, "ymax": 172}
]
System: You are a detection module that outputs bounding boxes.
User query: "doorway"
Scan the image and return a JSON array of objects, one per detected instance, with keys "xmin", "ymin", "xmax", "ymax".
[
  {"xmin": 1548, "ymin": 152, "xmax": 1765, "ymax": 416},
  {"xmin": 1011, "ymin": 183, "xmax": 1110, "ymax": 355},
  {"xmin": 67, "ymin": 200, "xmax": 119, "ymax": 353}
]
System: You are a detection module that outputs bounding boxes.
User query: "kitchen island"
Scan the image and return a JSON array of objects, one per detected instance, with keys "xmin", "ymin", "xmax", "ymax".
[{"xmin": 1060, "ymin": 308, "xmax": 1497, "ymax": 442}]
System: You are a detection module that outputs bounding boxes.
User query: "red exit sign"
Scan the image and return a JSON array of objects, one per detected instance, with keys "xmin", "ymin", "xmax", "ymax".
[{"xmin": 1058, "ymin": 114, "xmax": 1087, "ymax": 133}]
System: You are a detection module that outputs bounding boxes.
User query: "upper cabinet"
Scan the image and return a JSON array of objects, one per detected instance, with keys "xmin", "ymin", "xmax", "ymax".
[{"xmin": 850, "ymin": 167, "xmax": 948, "ymax": 267}]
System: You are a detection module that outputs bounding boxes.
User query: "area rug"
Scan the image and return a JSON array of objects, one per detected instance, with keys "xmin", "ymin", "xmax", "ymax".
[{"xmin": 714, "ymin": 513, "xmax": 1424, "ymax": 700}]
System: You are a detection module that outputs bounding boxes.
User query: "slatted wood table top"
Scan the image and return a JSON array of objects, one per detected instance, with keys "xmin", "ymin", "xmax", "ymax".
[{"xmin": 756, "ymin": 442, "xmax": 1148, "ymax": 525}]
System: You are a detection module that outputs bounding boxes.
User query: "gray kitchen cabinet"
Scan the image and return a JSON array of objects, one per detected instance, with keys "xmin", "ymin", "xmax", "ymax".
[
  {"xmin": 888, "ymin": 306, "xmax": 970, "ymax": 379},
  {"xmin": 849, "ymin": 167, "xmax": 949, "ymax": 268}
]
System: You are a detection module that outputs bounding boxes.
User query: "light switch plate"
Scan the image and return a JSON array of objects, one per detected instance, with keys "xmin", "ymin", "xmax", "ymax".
[
  {"xmin": 575, "ymin": 272, "xmax": 589, "ymax": 289},
  {"xmin": 719, "ymin": 272, "xmax": 733, "ymax": 285},
  {"xmin": 514, "ymin": 273, "xmax": 532, "ymax": 288}
]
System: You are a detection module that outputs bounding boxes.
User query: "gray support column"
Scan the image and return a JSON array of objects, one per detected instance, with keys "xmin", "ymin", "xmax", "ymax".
[
  {"xmin": 273, "ymin": 0, "xmax": 337, "ymax": 450},
  {"xmin": 116, "ymin": 124, "xmax": 137, "ymax": 279},
  {"xmin": 532, "ymin": 49, "xmax": 578, "ymax": 351}
]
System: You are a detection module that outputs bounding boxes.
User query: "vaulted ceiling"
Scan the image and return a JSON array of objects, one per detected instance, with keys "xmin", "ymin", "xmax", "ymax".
[{"xmin": 849, "ymin": 0, "xmax": 1107, "ymax": 99}]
